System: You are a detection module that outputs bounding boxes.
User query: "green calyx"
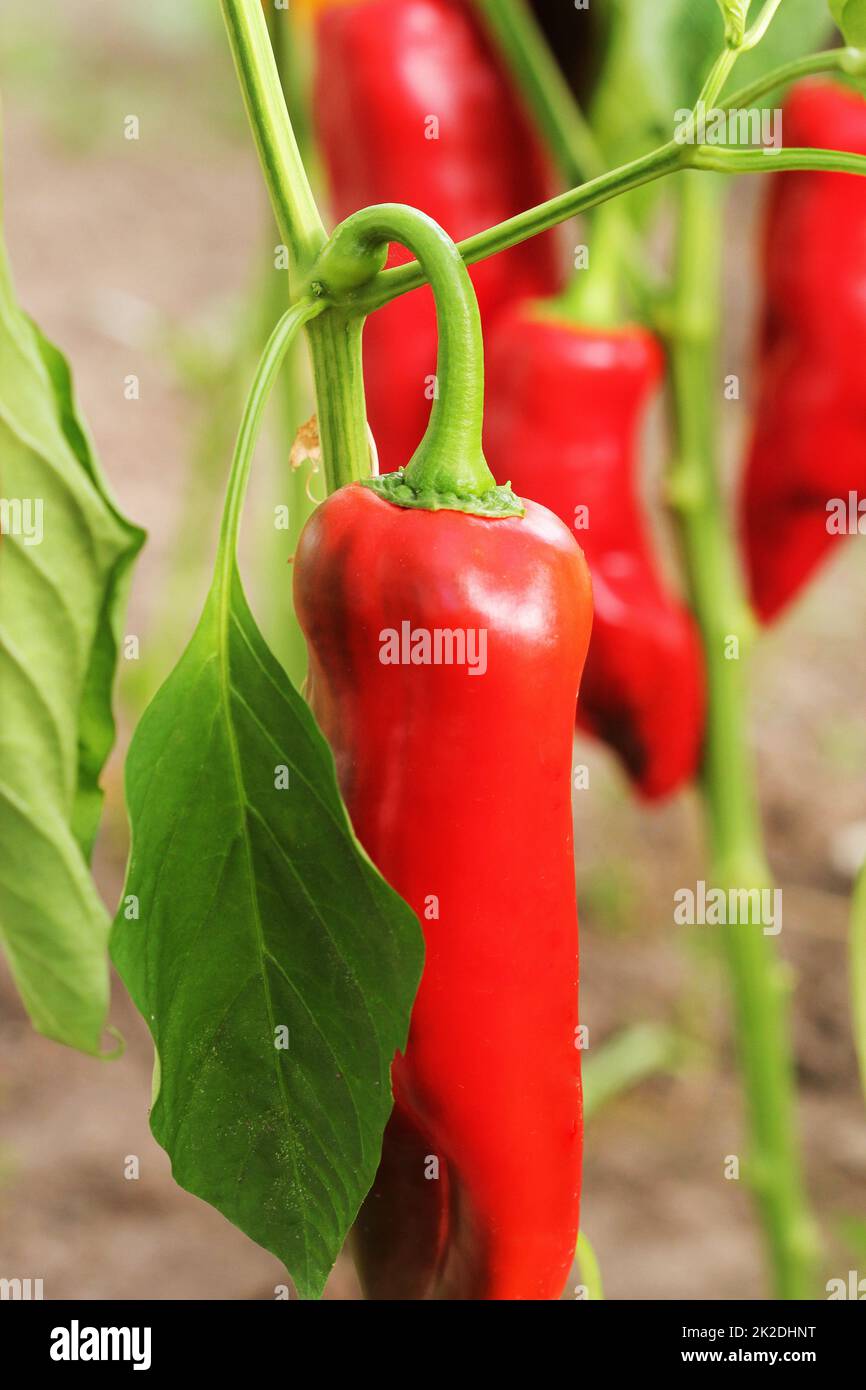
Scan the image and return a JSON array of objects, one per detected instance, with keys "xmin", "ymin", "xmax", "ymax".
[
  {"xmin": 362, "ymin": 468, "xmax": 523, "ymax": 518},
  {"xmin": 310, "ymin": 203, "xmax": 523, "ymax": 520}
]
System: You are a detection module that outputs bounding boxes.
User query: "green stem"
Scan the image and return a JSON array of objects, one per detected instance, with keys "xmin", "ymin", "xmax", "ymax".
[
  {"xmin": 720, "ymin": 46, "xmax": 866, "ymax": 113},
  {"xmin": 267, "ymin": 0, "xmax": 316, "ymax": 190},
  {"xmin": 306, "ymin": 312, "xmax": 371, "ymax": 493},
  {"xmin": 312, "ymin": 204, "xmax": 520, "ymax": 515},
  {"xmin": 716, "ymin": 0, "xmax": 785, "ymax": 55},
  {"xmin": 471, "ymin": 0, "xmax": 604, "ymax": 183},
  {"xmin": 697, "ymin": 48, "xmax": 740, "ymax": 108},
  {"xmin": 358, "ymin": 136, "xmax": 866, "ymax": 314},
  {"xmin": 692, "ymin": 146, "xmax": 866, "ymax": 176},
  {"xmin": 263, "ymin": 6, "xmax": 314, "ymax": 688},
  {"xmin": 358, "ymin": 142, "xmax": 687, "ymax": 312},
  {"xmin": 218, "ymin": 299, "xmax": 324, "ymax": 588},
  {"xmin": 221, "ymin": 0, "xmax": 370, "ymax": 494},
  {"xmin": 258, "ymin": 249, "xmax": 312, "ymax": 686},
  {"xmin": 742, "ymin": 0, "xmax": 787, "ymax": 51},
  {"xmin": 220, "ymin": 0, "xmax": 324, "ymax": 284},
  {"xmin": 668, "ymin": 172, "xmax": 818, "ymax": 1300},
  {"xmin": 224, "ymin": 0, "xmax": 866, "ymax": 499}
]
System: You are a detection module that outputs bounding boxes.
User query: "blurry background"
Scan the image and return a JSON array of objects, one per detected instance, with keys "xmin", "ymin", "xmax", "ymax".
[{"xmin": 1, "ymin": 0, "xmax": 865, "ymax": 1299}]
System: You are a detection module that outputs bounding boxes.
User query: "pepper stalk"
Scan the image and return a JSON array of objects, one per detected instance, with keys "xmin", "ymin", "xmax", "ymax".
[{"xmin": 309, "ymin": 203, "xmax": 522, "ymax": 516}]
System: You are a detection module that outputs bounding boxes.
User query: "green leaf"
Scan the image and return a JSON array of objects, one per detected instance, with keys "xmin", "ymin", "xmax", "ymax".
[
  {"xmin": 0, "ymin": 224, "xmax": 144, "ymax": 1053},
  {"xmin": 830, "ymin": 0, "xmax": 866, "ymax": 46},
  {"xmin": 851, "ymin": 861, "xmax": 866, "ymax": 1104},
  {"xmin": 27, "ymin": 318, "xmax": 145, "ymax": 858},
  {"xmin": 111, "ymin": 566, "xmax": 424, "ymax": 1299}
]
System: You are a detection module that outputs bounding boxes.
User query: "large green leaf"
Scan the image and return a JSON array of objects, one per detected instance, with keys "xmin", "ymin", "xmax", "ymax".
[
  {"xmin": 27, "ymin": 318, "xmax": 145, "ymax": 858},
  {"xmin": 0, "ymin": 219, "xmax": 144, "ymax": 1053},
  {"xmin": 111, "ymin": 565, "xmax": 424, "ymax": 1298}
]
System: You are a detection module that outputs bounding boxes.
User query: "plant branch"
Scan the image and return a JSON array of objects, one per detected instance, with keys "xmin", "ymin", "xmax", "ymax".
[
  {"xmin": 218, "ymin": 298, "xmax": 324, "ymax": 587},
  {"xmin": 306, "ymin": 314, "xmax": 371, "ymax": 492},
  {"xmin": 221, "ymin": 0, "xmax": 324, "ymax": 284},
  {"xmin": 263, "ymin": 4, "xmax": 316, "ymax": 687},
  {"xmin": 720, "ymin": 46, "xmax": 866, "ymax": 113},
  {"xmin": 351, "ymin": 134, "xmax": 866, "ymax": 314},
  {"xmin": 691, "ymin": 146, "xmax": 866, "ymax": 176},
  {"xmin": 355, "ymin": 142, "xmax": 687, "ymax": 312},
  {"xmin": 667, "ymin": 171, "xmax": 819, "ymax": 1300},
  {"xmin": 221, "ymin": 0, "xmax": 370, "ymax": 492},
  {"xmin": 698, "ymin": 48, "xmax": 740, "ymax": 108},
  {"xmin": 223, "ymin": 0, "xmax": 866, "ymax": 496},
  {"xmin": 742, "ymin": 0, "xmax": 787, "ymax": 51}
]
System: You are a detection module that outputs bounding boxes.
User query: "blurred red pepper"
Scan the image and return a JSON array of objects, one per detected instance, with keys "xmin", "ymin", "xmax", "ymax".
[
  {"xmin": 741, "ymin": 81, "xmax": 866, "ymax": 623},
  {"xmin": 295, "ymin": 204, "xmax": 591, "ymax": 1299},
  {"xmin": 312, "ymin": 0, "xmax": 560, "ymax": 474},
  {"xmin": 485, "ymin": 304, "xmax": 705, "ymax": 799}
]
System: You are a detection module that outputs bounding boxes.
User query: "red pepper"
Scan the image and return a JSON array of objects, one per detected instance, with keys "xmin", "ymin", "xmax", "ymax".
[
  {"xmin": 484, "ymin": 304, "xmax": 705, "ymax": 800},
  {"xmin": 294, "ymin": 206, "xmax": 591, "ymax": 1299},
  {"xmin": 741, "ymin": 81, "xmax": 866, "ymax": 623},
  {"xmin": 312, "ymin": 0, "xmax": 559, "ymax": 475}
]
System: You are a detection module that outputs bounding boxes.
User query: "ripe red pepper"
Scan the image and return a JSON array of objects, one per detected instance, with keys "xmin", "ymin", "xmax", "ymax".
[
  {"xmin": 741, "ymin": 81, "xmax": 866, "ymax": 623},
  {"xmin": 484, "ymin": 303, "xmax": 705, "ymax": 800},
  {"xmin": 312, "ymin": 0, "xmax": 559, "ymax": 475},
  {"xmin": 295, "ymin": 207, "xmax": 591, "ymax": 1299}
]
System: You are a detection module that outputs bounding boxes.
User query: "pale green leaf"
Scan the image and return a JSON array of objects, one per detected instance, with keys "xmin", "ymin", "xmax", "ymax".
[{"xmin": 0, "ymin": 223, "xmax": 144, "ymax": 1054}]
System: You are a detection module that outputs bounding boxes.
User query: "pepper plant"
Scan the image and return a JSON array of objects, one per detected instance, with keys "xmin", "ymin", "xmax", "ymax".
[{"xmin": 2, "ymin": 0, "xmax": 866, "ymax": 1300}]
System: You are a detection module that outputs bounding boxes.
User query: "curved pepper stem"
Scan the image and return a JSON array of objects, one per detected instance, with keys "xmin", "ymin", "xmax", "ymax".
[{"xmin": 309, "ymin": 203, "xmax": 524, "ymax": 518}]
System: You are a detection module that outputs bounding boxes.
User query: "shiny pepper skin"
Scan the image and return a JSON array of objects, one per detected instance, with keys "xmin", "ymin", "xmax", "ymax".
[
  {"xmin": 484, "ymin": 305, "xmax": 705, "ymax": 800},
  {"xmin": 313, "ymin": 0, "xmax": 560, "ymax": 474},
  {"xmin": 741, "ymin": 81, "xmax": 866, "ymax": 623},
  {"xmin": 294, "ymin": 484, "xmax": 592, "ymax": 1299}
]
